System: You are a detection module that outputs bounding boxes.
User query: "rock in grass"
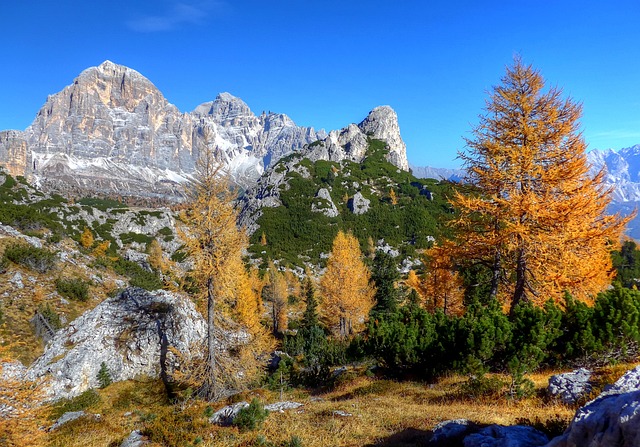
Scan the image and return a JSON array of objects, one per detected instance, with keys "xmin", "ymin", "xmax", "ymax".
[
  {"xmin": 49, "ymin": 411, "xmax": 100, "ymax": 431},
  {"xmin": 546, "ymin": 365, "xmax": 640, "ymax": 447},
  {"xmin": 264, "ymin": 401, "xmax": 303, "ymax": 412},
  {"xmin": 547, "ymin": 368, "xmax": 592, "ymax": 405},
  {"xmin": 120, "ymin": 430, "xmax": 149, "ymax": 447},
  {"xmin": 209, "ymin": 401, "xmax": 249, "ymax": 426},
  {"xmin": 430, "ymin": 419, "xmax": 478, "ymax": 446}
]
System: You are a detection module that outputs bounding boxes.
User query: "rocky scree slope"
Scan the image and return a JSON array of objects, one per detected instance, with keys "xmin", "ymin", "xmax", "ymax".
[
  {"xmin": 0, "ymin": 169, "xmax": 180, "ymax": 258},
  {"xmin": 0, "ymin": 60, "xmax": 409, "ymax": 199}
]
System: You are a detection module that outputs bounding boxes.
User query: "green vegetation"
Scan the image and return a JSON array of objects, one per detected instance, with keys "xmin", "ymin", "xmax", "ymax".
[
  {"xmin": 2, "ymin": 242, "xmax": 57, "ymax": 273},
  {"xmin": 233, "ymin": 399, "xmax": 269, "ymax": 431},
  {"xmin": 55, "ymin": 277, "xmax": 90, "ymax": 302},
  {"xmin": 50, "ymin": 389, "xmax": 101, "ymax": 420},
  {"xmin": 38, "ymin": 303, "xmax": 62, "ymax": 330},
  {"xmin": 111, "ymin": 258, "xmax": 163, "ymax": 290},
  {"xmin": 248, "ymin": 139, "xmax": 455, "ymax": 267},
  {"xmin": 77, "ymin": 197, "xmax": 127, "ymax": 211},
  {"xmin": 363, "ymin": 286, "xmax": 640, "ymax": 380},
  {"xmin": 96, "ymin": 362, "xmax": 112, "ymax": 389}
]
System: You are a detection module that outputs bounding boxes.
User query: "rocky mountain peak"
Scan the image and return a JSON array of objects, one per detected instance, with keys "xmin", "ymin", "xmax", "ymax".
[
  {"xmin": 358, "ymin": 106, "xmax": 408, "ymax": 171},
  {"xmin": 0, "ymin": 61, "xmax": 408, "ymax": 199},
  {"xmin": 193, "ymin": 92, "xmax": 254, "ymax": 121}
]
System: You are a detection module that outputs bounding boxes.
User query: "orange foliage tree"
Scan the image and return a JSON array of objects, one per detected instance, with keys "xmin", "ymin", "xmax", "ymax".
[
  {"xmin": 320, "ymin": 231, "xmax": 375, "ymax": 338},
  {"xmin": 178, "ymin": 135, "xmax": 266, "ymax": 399},
  {"xmin": 407, "ymin": 245, "xmax": 464, "ymax": 316},
  {"xmin": 453, "ymin": 57, "xmax": 628, "ymax": 310}
]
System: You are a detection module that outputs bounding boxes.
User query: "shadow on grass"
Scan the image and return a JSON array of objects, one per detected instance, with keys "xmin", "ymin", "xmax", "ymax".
[{"xmin": 364, "ymin": 428, "xmax": 432, "ymax": 447}]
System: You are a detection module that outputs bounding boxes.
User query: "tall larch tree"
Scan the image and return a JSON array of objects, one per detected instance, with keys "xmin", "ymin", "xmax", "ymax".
[
  {"xmin": 265, "ymin": 261, "xmax": 289, "ymax": 335},
  {"xmin": 320, "ymin": 231, "xmax": 375, "ymax": 338},
  {"xmin": 453, "ymin": 57, "xmax": 628, "ymax": 311},
  {"xmin": 422, "ymin": 244, "xmax": 465, "ymax": 316},
  {"xmin": 178, "ymin": 135, "xmax": 249, "ymax": 400}
]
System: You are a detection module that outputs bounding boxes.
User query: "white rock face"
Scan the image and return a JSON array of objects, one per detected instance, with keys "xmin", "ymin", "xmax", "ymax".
[
  {"xmin": 546, "ymin": 365, "xmax": 640, "ymax": 447},
  {"xmin": 27, "ymin": 288, "xmax": 211, "ymax": 401},
  {"xmin": 311, "ymin": 188, "xmax": 339, "ymax": 218},
  {"xmin": 349, "ymin": 192, "xmax": 371, "ymax": 215},
  {"xmin": 306, "ymin": 106, "xmax": 409, "ymax": 170},
  {"xmin": 0, "ymin": 61, "xmax": 324, "ymax": 198}
]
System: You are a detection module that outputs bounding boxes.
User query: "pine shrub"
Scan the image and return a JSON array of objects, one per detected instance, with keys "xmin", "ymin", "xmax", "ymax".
[
  {"xmin": 233, "ymin": 398, "xmax": 269, "ymax": 431},
  {"xmin": 3, "ymin": 243, "xmax": 56, "ymax": 273},
  {"xmin": 55, "ymin": 277, "xmax": 90, "ymax": 302}
]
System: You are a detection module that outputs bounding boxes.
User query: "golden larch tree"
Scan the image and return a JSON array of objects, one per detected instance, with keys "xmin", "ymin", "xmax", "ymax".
[
  {"xmin": 80, "ymin": 227, "xmax": 94, "ymax": 249},
  {"xmin": 389, "ymin": 188, "xmax": 398, "ymax": 205},
  {"xmin": 453, "ymin": 57, "xmax": 629, "ymax": 310},
  {"xmin": 178, "ymin": 137, "xmax": 251, "ymax": 400},
  {"xmin": 147, "ymin": 239, "xmax": 167, "ymax": 273},
  {"xmin": 320, "ymin": 231, "xmax": 375, "ymax": 338},
  {"xmin": 421, "ymin": 244, "xmax": 465, "ymax": 316},
  {"xmin": 264, "ymin": 261, "xmax": 288, "ymax": 335}
]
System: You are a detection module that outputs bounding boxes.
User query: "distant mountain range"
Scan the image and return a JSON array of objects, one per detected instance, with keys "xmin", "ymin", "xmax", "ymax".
[
  {"xmin": 587, "ymin": 146, "xmax": 640, "ymax": 239},
  {"xmin": 0, "ymin": 61, "xmax": 408, "ymax": 199},
  {"xmin": 410, "ymin": 165, "xmax": 464, "ymax": 182}
]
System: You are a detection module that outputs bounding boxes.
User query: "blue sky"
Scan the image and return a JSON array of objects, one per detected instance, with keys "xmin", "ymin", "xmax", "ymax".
[{"xmin": 1, "ymin": 1, "xmax": 640, "ymax": 168}]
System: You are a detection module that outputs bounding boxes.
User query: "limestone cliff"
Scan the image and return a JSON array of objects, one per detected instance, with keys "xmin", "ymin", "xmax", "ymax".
[{"xmin": 0, "ymin": 61, "xmax": 409, "ymax": 199}]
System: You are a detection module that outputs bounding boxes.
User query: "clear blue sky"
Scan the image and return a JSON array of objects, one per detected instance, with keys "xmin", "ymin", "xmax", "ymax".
[{"xmin": 2, "ymin": 1, "xmax": 640, "ymax": 168}]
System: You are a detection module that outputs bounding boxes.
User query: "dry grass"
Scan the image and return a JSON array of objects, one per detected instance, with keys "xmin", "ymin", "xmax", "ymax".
[
  {"xmin": 38, "ymin": 367, "xmax": 607, "ymax": 447},
  {"xmin": 0, "ymin": 236, "xmax": 125, "ymax": 364}
]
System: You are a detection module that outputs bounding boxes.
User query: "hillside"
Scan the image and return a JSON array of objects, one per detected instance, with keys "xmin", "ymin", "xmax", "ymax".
[{"xmin": 241, "ymin": 138, "xmax": 457, "ymax": 269}]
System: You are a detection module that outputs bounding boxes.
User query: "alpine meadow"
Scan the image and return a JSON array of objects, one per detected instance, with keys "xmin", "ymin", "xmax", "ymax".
[{"xmin": 1, "ymin": 56, "xmax": 640, "ymax": 447}]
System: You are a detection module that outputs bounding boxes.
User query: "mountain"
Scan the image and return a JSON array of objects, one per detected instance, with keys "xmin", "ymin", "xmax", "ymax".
[
  {"xmin": 0, "ymin": 61, "xmax": 413, "ymax": 200},
  {"xmin": 410, "ymin": 164, "xmax": 464, "ymax": 182},
  {"xmin": 239, "ymin": 137, "xmax": 455, "ymax": 269},
  {"xmin": 587, "ymin": 145, "xmax": 640, "ymax": 238}
]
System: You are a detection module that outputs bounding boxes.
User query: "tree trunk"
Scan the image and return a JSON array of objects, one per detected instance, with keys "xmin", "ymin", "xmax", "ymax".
[
  {"xmin": 512, "ymin": 248, "xmax": 527, "ymax": 314},
  {"xmin": 206, "ymin": 276, "xmax": 216, "ymax": 400},
  {"xmin": 490, "ymin": 249, "xmax": 501, "ymax": 300}
]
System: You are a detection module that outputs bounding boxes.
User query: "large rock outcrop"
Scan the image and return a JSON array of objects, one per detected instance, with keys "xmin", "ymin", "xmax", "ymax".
[
  {"xmin": 546, "ymin": 365, "xmax": 640, "ymax": 447},
  {"xmin": 27, "ymin": 287, "xmax": 244, "ymax": 401},
  {"xmin": 306, "ymin": 106, "xmax": 408, "ymax": 170},
  {"xmin": 0, "ymin": 61, "xmax": 326, "ymax": 198}
]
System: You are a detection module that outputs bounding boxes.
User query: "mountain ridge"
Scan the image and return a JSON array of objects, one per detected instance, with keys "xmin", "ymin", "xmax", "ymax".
[{"xmin": 0, "ymin": 61, "xmax": 409, "ymax": 200}]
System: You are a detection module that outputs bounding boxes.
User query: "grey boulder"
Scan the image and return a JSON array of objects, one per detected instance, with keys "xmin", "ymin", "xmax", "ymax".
[{"xmin": 547, "ymin": 368, "xmax": 592, "ymax": 405}]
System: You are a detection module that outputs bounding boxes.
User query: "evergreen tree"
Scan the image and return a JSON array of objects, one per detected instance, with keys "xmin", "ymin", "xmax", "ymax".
[
  {"xmin": 371, "ymin": 250, "xmax": 400, "ymax": 313},
  {"xmin": 96, "ymin": 362, "xmax": 112, "ymax": 388},
  {"xmin": 301, "ymin": 276, "xmax": 319, "ymax": 330}
]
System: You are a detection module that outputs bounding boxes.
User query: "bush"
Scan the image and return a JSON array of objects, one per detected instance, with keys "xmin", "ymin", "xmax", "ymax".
[
  {"xmin": 458, "ymin": 374, "xmax": 506, "ymax": 399},
  {"xmin": 3, "ymin": 243, "xmax": 56, "ymax": 272},
  {"xmin": 55, "ymin": 277, "xmax": 90, "ymax": 302},
  {"xmin": 111, "ymin": 258, "xmax": 163, "ymax": 291},
  {"xmin": 233, "ymin": 398, "xmax": 269, "ymax": 431}
]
